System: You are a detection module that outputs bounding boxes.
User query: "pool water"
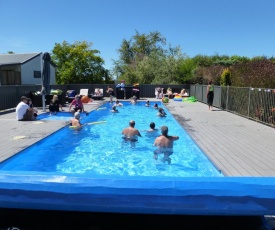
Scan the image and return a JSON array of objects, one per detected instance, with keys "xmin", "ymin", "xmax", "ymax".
[
  {"xmin": 0, "ymin": 102, "xmax": 223, "ymax": 177},
  {"xmin": 37, "ymin": 112, "xmax": 74, "ymax": 121}
]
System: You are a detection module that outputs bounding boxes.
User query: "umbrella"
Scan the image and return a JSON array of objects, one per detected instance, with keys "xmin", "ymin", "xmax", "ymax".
[{"xmin": 41, "ymin": 52, "xmax": 51, "ymax": 111}]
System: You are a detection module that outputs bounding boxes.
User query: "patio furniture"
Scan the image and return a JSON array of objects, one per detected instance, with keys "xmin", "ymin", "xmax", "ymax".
[
  {"xmin": 66, "ymin": 89, "xmax": 89, "ymax": 103},
  {"xmin": 90, "ymin": 88, "xmax": 104, "ymax": 100}
]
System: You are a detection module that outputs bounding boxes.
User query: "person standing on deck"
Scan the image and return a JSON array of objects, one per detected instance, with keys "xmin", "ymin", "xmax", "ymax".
[{"xmin": 206, "ymin": 80, "xmax": 214, "ymax": 111}]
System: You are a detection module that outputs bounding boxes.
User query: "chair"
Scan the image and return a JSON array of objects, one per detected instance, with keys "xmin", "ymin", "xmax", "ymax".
[
  {"xmin": 79, "ymin": 89, "xmax": 89, "ymax": 96},
  {"xmin": 66, "ymin": 89, "xmax": 89, "ymax": 103},
  {"xmin": 91, "ymin": 88, "xmax": 104, "ymax": 100},
  {"xmin": 155, "ymin": 87, "xmax": 163, "ymax": 99},
  {"xmin": 94, "ymin": 88, "xmax": 103, "ymax": 96}
]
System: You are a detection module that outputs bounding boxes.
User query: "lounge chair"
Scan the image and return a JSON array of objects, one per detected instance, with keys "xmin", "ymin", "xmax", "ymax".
[
  {"xmin": 79, "ymin": 89, "xmax": 89, "ymax": 96},
  {"xmin": 66, "ymin": 89, "xmax": 89, "ymax": 103},
  {"xmin": 91, "ymin": 88, "xmax": 104, "ymax": 100}
]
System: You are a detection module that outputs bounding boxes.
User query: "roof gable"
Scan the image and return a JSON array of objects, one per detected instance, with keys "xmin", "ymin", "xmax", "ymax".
[{"xmin": 0, "ymin": 53, "xmax": 42, "ymax": 65}]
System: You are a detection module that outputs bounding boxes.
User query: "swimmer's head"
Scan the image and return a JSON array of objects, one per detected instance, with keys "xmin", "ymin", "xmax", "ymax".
[
  {"xmin": 74, "ymin": 111, "xmax": 80, "ymax": 119},
  {"xmin": 150, "ymin": 122, "xmax": 155, "ymax": 129},
  {"xmin": 161, "ymin": 126, "xmax": 168, "ymax": 136},
  {"xmin": 129, "ymin": 120, "xmax": 135, "ymax": 127}
]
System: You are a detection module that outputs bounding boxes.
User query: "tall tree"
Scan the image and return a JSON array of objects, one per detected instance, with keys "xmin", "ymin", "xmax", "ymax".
[
  {"xmin": 114, "ymin": 31, "xmax": 192, "ymax": 84},
  {"xmin": 52, "ymin": 41, "xmax": 110, "ymax": 84}
]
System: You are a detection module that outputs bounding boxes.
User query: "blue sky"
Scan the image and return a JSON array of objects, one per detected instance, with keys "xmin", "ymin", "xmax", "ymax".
[{"xmin": 0, "ymin": 0, "xmax": 274, "ymax": 70}]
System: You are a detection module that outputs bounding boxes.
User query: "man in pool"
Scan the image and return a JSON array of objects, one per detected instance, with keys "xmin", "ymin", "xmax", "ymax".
[
  {"xmin": 70, "ymin": 111, "xmax": 82, "ymax": 129},
  {"xmin": 122, "ymin": 120, "xmax": 141, "ymax": 142},
  {"xmin": 148, "ymin": 122, "xmax": 158, "ymax": 132},
  {"xmin": 153, "ymin": 126, "xmax": 179, "ymax": 164}
]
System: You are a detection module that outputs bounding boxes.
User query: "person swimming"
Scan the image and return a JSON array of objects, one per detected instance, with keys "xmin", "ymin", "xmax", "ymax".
[
  {"xmin": 153, "ymin": 103, "xmax": 158, "ymax": 109},
  {"xmin": 148, "ymin": 122, "xmax": 158, "ymax": 132},
  {"xmin": 157, "ymin": 107, "xmax": 166, "ymax": 117},
  {"xmin": 130, "ymin": 96, "xmax": 138, "ymax": 104},
  {"xmin": 121, "ymin": 120, "xmax": 141, "ymax": 142},
  {"xmin": 111, "ymin": 105, "xmax": 119, "ymax": 113},
  {"xmin": 114, "ymin": 100, "xmax": 123, "ymax": 107},
  {"xmin": 153, "ymin": 126, "xmax": 179, "ymax": 164}
]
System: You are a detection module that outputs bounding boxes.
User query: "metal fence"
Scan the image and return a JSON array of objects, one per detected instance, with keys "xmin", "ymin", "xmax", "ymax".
[
  {"xmin": 1, "ymin": 84, "xmax": 274, "ymax": 126},
  {"xmin": 0, "ymin": 84, "xmax": 189, "ymax": 111},
  {"xmin": 191, "ymin": 85, "xmax": 275, "ymax": 127}
]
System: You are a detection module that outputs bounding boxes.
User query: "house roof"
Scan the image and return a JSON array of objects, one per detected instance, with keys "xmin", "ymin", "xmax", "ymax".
[{"xmin": 0, "ymin": 53, "xmax": 42, "ymax": 66}]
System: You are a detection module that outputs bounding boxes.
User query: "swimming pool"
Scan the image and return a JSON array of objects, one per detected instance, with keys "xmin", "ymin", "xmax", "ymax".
[
  {"xmin": 0, "ymin": 101, "xmax": 275, "ymax": 216},
  {"xmin": 0, "ymin": 102, "xmax": 222, "ymax": 177}
]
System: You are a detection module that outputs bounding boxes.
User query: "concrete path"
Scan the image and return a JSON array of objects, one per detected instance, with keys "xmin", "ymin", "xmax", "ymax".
[{"xmin": 0, "ymin": 98, "xmax": 275, "ymax": 176}]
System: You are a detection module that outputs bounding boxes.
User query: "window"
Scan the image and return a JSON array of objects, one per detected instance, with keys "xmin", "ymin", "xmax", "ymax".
[{"xmin": 34, "ymin": 71, "xmax": 41, "ymax": 78}]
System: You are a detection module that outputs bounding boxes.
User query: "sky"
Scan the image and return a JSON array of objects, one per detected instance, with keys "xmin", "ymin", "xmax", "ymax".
[{"xmin": 0, "ymin": 0, "xmax": 275, "ymax": 70}]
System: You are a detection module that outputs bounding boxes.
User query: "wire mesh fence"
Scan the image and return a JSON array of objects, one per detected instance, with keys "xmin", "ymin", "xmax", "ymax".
[{"xmin": 191, "ymin": 85, "xmax": 275, "ymax": 127}]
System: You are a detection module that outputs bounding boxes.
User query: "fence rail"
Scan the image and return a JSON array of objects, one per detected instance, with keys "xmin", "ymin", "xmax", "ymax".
[
  {"xmin": 1, "ymin": 84, "xmax": 274, "ymax": 127},
  {"xmin": 0, "ymin": 84, "xmax": 189, "ymax": 110},
  {"xmin": 191, "ymin": 85, "xmax": 275, "ymax": 127}
]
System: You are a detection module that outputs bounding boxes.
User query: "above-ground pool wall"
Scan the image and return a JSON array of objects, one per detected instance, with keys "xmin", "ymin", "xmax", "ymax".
[{"xmin": 0, "ymin": 174, "xmax": 275, "ymax": 216}]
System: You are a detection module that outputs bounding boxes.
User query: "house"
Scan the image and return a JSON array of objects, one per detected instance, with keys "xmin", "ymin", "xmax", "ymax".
[{"xmin": 0, "ymin": 53, "xmax": 56, "ymax": 86}]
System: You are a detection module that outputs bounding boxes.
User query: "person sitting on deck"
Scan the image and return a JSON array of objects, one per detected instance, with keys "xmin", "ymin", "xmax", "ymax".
[
  {"xmin": 167, "ymin": 87, "xmax": 173, "ymax": 99},
  {"xmin": 16, "ymin": 96, "xmax": 35, "ymax": 121},
  {"xmin": 180, "ymin": 89, "xmax": 188, "ymax": 97},
  {"xmin": 69, "ymin": 95, "xmax": 84, "ymax": 113},
  {"xmin": 49, "ymin": 95, "xmax": 63, "ymax": 115}
]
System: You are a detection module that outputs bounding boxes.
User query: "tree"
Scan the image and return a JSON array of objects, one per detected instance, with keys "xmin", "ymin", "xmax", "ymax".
[
  {"xmin": 115, "ymin": 31, "xmax": 167, "ymax": 83},
  {"xmin": 231, "ymin": 59, "xmax": 275, "ymax": 88},
  {"xmin": 51, "ymin": 41, "xmax": 110, "ymax": 84},
  {"xmin": 220, "ymin": 68, "xmax": 232, "ymax": 86},
  {"xmin": 114, "ymin": 31, "xmax": 190, "ymax": 84},
  {"xmin": 177, "ymin": 57, "xmax": 197, "ymax": 84}
]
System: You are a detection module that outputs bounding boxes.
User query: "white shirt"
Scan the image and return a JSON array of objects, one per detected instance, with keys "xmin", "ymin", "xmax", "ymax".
[{"xmin": 16, "ymin": 101, "xmax": 30, "ymax": 120}]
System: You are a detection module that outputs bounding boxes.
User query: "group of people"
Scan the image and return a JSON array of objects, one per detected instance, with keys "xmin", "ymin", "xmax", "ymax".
[
  {"xmin": 121, "ymin": 120, "xmax": 179, "ymax": 164},
  {"xmin": 15, "ymin": 93, "xmax": 85, "ymax": 121},
  {"xmin": 15, "ymin": 94, "xmax": 178, "ymax": 164}
]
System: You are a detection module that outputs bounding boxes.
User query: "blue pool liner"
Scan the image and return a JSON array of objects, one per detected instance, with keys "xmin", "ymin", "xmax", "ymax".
[{"xmin": 0, "ymin": 173, "xmax": 275, "ymax": 216}]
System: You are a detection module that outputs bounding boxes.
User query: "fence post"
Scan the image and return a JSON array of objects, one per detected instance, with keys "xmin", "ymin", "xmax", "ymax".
[
  {"xmin": 226, "ymin": 85, "xmax": 229, "ymax": 111},
  {"xmin": 247, "ymin": 87, "xmax": 251, "ymax": 118}
]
